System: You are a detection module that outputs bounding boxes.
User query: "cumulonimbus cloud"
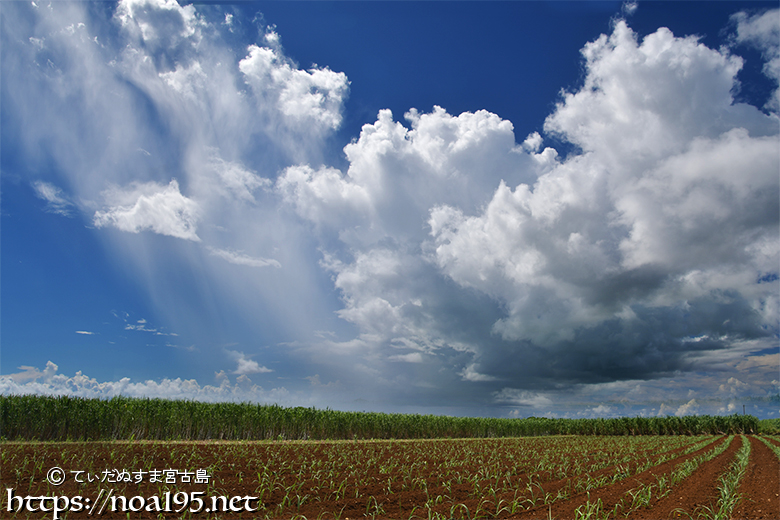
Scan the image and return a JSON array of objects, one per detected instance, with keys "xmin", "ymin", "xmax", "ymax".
[
  {"xmin": 278, "ymin": 16, "xmax": 779, "ymax": 397},
  {"xmin": 429, "ymin": 21, "xmax": 779, "ymax": 349}
]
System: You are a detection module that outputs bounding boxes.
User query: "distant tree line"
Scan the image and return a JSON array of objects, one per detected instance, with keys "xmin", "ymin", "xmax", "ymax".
[{"xmin": 0, "ymin": 394, "xmax": 761, "ymax": 441}]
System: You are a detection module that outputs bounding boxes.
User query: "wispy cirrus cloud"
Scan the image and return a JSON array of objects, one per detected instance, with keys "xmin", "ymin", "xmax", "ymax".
[
  {"xmin": 207, "ymin": 247, "xmax": 280, "ymax": 269},
  {"xmin": 5, "ymin": 0, "xmax": 350, "ymax": 353},
  {"xmin": 115, "ymin": 314, "xmax": 177, "ymax": 336},
  {"xmin": 32, "ymin": 181, "xmax": 74, "ymax": 216}
]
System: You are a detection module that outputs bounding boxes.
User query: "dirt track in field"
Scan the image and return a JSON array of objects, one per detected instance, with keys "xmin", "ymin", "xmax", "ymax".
[{"xmin": 2, "ymin": 435, "xmax": 776, "ymax": 519}]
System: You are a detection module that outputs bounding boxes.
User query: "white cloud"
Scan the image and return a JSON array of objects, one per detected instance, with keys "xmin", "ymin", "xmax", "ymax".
[
  {"xmin": 32, "ymin": 181, "xmax": 74, "ymax": 216},
  {"xmin": 621, "ymin": 2, "xmax": 638, "ymax": 16},
  {"xmin": 158, "ymin": 61, "xmax": 207, "ymax": 101},
  {"xmin": 207, "ymin": 155, "xmax": 271, "ymax": 203},
  {"xmin": 278, "ymin": 107, "xmax": 532, "ymax": 245},
  {"xmin": 591, "ymin": 404, "xmax": 613, "ymax": 415},
  {"xmin": 388, "ymin": 352, "xmax": 423, "ymax": 363},
  {"xmin": 460, "ymin": 364, "xmax": 498, "ymax": 382},
  {"xmin": 276, "ymin": 106, "xmax": 538, "ymax": 379},
  {"xmin": 117, "ymin": 315, "xmax": 179, "ymax": 336},
  {"xmin": 428, "ymin": 20, "xmax": 779, "ymax": 351},
  {"xmin": 3, "ymin": 0, "xmax": 356, "ymax": 357},
  {"xmin": 226, "ymin": 350, "xmax": 273, "ymax": 376},
  {"xmin": 208, "ymin": 247, "xmax": 280, "ymax": 269},
  {"xmin": 522, "ymin": 131, "xmax": 543, "ymax": 153},
  {"xmin": 675, "ymin": 398, "xmax": 699, "ymax": 417},
  {"xmin": 718, "ymin": 377, "xmax": 750, "ymax": 396},
  {"xmin": 731, "ymin": 9, "xmax": 780, "ymax": 110},
  {"xmin": 93, "ymin": 179, "xmax": 201, "ymax": 241},
  {"xmin": 615, "ymin": 128, "xmax": 778, "ymax": 270},
  {"xmin": 275, "ymin": 17, "xmax": 778, "ymax": 403},
  {"xmin": 543, "ymin": 21, "xmax": 775, "ymax": 160},
  {"xmin": 276, "ymin": 164, "xmax": 373, "ymax": 230},
  {"xmin": 325, "ymin": 249, "xmax": 406, "ymax": 335},
  {"xmin": 114, "ymin": 0, "xmax": 202, "ymax": 72},
  {"xmin": 493, "ymin": 388, "xmax": 554, "ymax": 409},
  {"xmin": 125, "ymin": 322, "xmax": 156, "ymax": 332},
  {"xmin": 75, "ymin": 331, "xmax": 96, "ymax": 335},
  {"xmin": 0, "ymin": 361, "xmax": 289, "ymax": 404},
  {"xmin": 3, "ymin": 364, "xmax": 57, "ymax": 383},
  {"xmin": 239, "ymin": 44, "xmax": 349, "ymax": 133}
]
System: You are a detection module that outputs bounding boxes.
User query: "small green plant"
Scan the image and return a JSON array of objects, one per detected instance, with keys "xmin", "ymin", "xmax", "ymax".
[
  {"xmin": 574, "ymin": 495, "xmax": 608, "ymax": 520},
  {"xmin": 364, "ymin": 495, "xmax": 384, "ymax": 518},
  {"xmin": 627, "ymin": 483, "xmax": 654, "ymax": 510},
  {"xmin": 691, "ymin": 436, "xmax": 750, "ymax": 520}
]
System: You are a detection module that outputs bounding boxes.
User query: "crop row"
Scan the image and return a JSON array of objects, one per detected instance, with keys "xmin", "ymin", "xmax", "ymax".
[
  {"xmin": 568, "ymin": 435, "xmax": 736, "ymax": 519},
  {"xmin": 2, "ymin": 435, "xmax": 719, "ymax": 519},
  {"xmin": 553, "ymin": 433, "xmax": 780, "ymax": 520},
  {"xmin": 0, "ymin": 395, "xmax": 759, "ymax": 441}
]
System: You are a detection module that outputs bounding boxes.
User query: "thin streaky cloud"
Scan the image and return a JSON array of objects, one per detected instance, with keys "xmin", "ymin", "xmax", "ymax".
[
  {"xmin": 32, "ymin": 181, "xmax": 74, "ymax": 216},
  {"xmin": 207, "ymin": 247, "xmax": 281, "ymax": 269}
]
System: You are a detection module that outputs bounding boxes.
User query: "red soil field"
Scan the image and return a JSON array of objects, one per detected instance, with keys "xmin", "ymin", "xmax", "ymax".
[
  {"xmin": 732, "ymin": 437, "xmax": 780, "ymax": 520},
  {"xmin": 517, "ymin": 436, "xmax": 735, "ymax": 519},
  {"xmin": 1, "ymin": 435, "xmax": 776, "ymax": 519}
]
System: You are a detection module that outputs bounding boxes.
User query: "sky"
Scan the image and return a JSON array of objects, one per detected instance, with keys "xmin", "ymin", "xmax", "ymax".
[{"xmin": 1, "ymin": 0, "xmax": 778, "ymax": 419}]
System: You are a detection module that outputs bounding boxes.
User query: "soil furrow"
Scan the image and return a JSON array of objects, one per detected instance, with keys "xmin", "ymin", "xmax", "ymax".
[
  {"xmin": 731, "ymin": 436, "xmax": 780, "ymax": 520},
  {"xmin": 2, "ymin": 436, "xmax": 768, "ymax": 520},
  {"xmin": 514, "ymin": 436, "xmax": 729, "ymax": 519},
  {"xmin": 628, "ymin": 434, "xmax": 742, "ymax": 519},
  {"xmin": 501, "ymin": 436, "xmax": 704, "ymax": 495},
  {"xmin": 762, "ymin": 435, "xmax": 780, "ymax": 448}
]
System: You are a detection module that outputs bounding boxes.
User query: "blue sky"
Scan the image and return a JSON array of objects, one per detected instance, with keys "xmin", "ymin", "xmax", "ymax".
[{"xmin": 2, "ymin": 0, "xmax": 778, "ymax": 419}]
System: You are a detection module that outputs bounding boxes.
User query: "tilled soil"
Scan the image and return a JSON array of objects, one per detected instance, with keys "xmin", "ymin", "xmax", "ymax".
[
  {"xmin": 1, "ymin": 435, "xmax": 775, "ymax": 519},
  {"xmin": 731, "ymin": 437, "xmax": 780, "ymax": 520},
  {"xmin": 625, "ymin": 435, "xmax": 740, "ymax": 520},
  {"xmin": 762, "ymin": 435, "xmax": 780, "ymax": 448},
  {"xmin": 516, "ymin": 435, "xmax": 732, "ymax": 519}
]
